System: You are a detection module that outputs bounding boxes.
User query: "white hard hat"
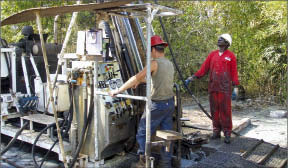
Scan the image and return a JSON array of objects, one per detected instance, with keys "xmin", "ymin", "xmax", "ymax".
[{"xmin": 219, "ymin": 34, "xmax": 232, "ymax": 46}]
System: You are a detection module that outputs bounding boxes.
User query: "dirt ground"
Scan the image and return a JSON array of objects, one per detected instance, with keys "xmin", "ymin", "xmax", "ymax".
[{"xmin": 181, "ymin": 96, "xmax": 287, "ymax": 148}]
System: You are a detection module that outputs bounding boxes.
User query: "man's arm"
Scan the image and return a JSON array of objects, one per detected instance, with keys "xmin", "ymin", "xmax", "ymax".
[
  {"xmin": 109, "ymin": 60, "xmax": 158, "ymax": 96},
  {"xmin": 194, "ymin": 52, "xmax": 212, "ymax": 78},
  {"xmin": 231, "ymin": 54, "xmax": 239, "ymax": 86},
  {"xmin": 186, "ymin": 52, "xmax": 212, "ymax": 84}
]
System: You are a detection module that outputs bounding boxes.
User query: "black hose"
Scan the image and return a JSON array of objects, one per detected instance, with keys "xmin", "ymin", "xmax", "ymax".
[
  {"xmin": 68, "ymin": 87, "xmax": 94, "ymax": 168},
  {"xmin": 0, "ymin": 122, "xmax": 29, "ymax": 156},
  {"xmin": 34, "ymin": 108, "xmax": 72, "ymax": 167},
  {"xmin": 154, "ymin": 0, "xmax": 239, "ymax": 136},
  {"xmin": 32, "ymin": 123, "xmax": 56, "ymax": 168},
  {"xmin": 182, "ymin": 123, "xmax": 213, "ymax": 131},
  {"xmin": 155, "ymin": 9, "xmax": 211, "ymax": 120},
  {"xmin": 33, "ymin": 85, "xmax": 74, "ymax": 168},
  {"xmin": 39, "ymin": 139, "xmax": 58, "ymax": 168}
]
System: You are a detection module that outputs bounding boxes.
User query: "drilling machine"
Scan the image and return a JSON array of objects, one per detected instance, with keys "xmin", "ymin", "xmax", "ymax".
[
  {"xmin": 1, "ymin": 20, "xmax": 138, "ymax": 167},
  {"xmin": 0, "ymin": 2, "xmax": 183, "ymax": 168}
]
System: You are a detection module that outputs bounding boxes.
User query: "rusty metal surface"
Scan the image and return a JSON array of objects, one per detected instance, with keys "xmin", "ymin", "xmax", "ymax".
[{"xmin": 1, "ymin": 0, "xmax": 133, "ymax": 26}]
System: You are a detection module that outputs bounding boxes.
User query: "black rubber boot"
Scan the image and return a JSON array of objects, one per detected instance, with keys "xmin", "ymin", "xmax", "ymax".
[
  {"xmin": 224, "ymin": 135, "xmax": 231, "ymax": 144},
  {"xmin": 211, "ymin": 132, "xmax": 221, "ymax": 139}
]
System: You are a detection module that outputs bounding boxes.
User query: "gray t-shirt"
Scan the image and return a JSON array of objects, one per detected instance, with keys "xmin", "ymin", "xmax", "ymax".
[{"xmin": 151, "ymin": 57, "xmax": 175, "ymax": 100}]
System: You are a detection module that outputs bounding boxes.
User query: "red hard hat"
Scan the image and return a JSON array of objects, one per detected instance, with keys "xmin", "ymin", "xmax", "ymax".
[{"xmin": 151, "ymin": 35, "xmax": 168, "ymax": 47}]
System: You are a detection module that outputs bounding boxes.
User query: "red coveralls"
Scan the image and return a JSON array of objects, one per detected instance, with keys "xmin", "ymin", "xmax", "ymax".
[{"xmin": 194, "ymin": 50, "xmax": 239, "ymax": 136}]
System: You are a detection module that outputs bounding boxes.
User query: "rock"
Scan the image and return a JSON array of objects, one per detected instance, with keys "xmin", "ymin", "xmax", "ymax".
[{"xmin": 270, "ymin": 110, "xmax": 287, "ymax": 118}]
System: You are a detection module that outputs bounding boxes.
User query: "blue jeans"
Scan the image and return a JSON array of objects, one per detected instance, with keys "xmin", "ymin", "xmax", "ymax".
[{"xmin": 136, "ymin": 97, "xmax": 174, "ymax": 167}]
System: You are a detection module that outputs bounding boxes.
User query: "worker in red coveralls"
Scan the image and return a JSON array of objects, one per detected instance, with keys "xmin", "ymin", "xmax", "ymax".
[{"xmin": 186, "ymin": 34, "xmax": 239, "ymax": 144}]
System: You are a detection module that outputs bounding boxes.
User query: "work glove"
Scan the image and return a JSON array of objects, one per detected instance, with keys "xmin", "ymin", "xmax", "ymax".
[{"xmin": 185, "ymin": 75, "xmax": 196, "ymax": 86}]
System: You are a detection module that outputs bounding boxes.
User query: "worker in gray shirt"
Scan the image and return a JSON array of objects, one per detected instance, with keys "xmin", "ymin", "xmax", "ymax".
[{"xmin": 109, "ymin": 35, "xmax": 175, "ymax": 168}]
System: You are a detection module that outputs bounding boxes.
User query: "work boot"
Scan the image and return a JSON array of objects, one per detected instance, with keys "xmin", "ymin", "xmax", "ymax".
[
  {"xmin": 224, "ymin": 135, "xmax": 231, "ymax": 144},
  {"xmin": 134, "ymin": 155, "xmax": 145, "ymax": 168},
  {"xmin": 211, "ymin": 132, "xmax": 221, "ymax": 139}
]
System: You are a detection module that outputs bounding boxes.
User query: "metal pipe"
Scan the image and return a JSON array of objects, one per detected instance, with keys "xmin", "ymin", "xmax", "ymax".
[
  {"xmin": 150, "ymin": 157, "xmax": 155, "ymax": 168},
  {"xmin": 54, "ymin": 15, "xmax": 60, "ymax": 44},
  {"xmin": 30, "ymin": 54, "xmax": 42, "ymax": 83},
  {"xmin": 21, "ymin": 54, "xmax": 31, "ymax": 95},
  {"xmin": 134, "ymin": 18, "xmax": 146, "ymax": 51},
  {"xmin": 83, "ymin": 72, "xmax": 88, "ymax": 124},
  {"xmin": 145, "ymin": 7, "xmax": 152, "ymax": 168},
  {"xmin": 11, "ymin": 49, "xmax": 17, "ymax": 93},
  {"xmin": 175, "ymin": 83, "xmax": 182, "ymax": 167},
  {"xmin": 70, "ymin": 84, "xmax": 78, "ymax": 154},
  {"xmin": 95, "ymin": 91, "xmax": 147, "ymax": 101},
  {"xmin": 123, "ymin": 17, "xmax": 143, "ymax": 70},
  {"xmin": 94, "ymin": 61, "xmax": 100, "ymax": 162},
  {"xmin": 35, "ymin": 11, "xmax": 67, "ymax": 167},
  {"xmin": 45, "ymin": 2, "xmax": 79, "ymax": 113}
]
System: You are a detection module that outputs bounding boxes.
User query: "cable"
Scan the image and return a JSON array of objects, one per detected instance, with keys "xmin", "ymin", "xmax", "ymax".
[
  {"xmin": 33, "ymin": 86, "xmax": 74, "ymax": 168},
  {"xmin": 153, "ymin": 0, "xmax": 212, "ymax": 120},
  {"xmin": 182, "ymin": 123, "xmax": 213, "ymax": 131},
  {"xmin": 32, "ymin": 123, "xmax": 56, "ymax": 168},
  {"xmin": 68, "ymin": 86, "xmax": 94, "ymax": 168},
  {"xmin": 0, "ymin": 122, "xmax": 29, "ymax": 156},
  {"xmin": 32, "ymin": 102, "xmax": 73, "ymax": 168}
]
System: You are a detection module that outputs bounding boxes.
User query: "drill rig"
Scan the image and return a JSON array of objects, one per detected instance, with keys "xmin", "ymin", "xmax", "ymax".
[{"xmin": 0, "ymin": 1, "xmax": 182, "ymax": 167}]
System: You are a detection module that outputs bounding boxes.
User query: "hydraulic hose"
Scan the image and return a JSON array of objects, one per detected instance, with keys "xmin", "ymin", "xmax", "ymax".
[
  {"xmin": 38, "ymin": 107, "xmax": 73, "ymax": 168},
  {"xmin": 32, "ymin": 82, "xmax": 74, "ymax": 168},
  {"xmin": 182, "ymin": 123, "xmax": 213, "ymax": 131},
  {"xmin": 68, "ymin": 86, "xmax": 94, "ymax": 168},
  {"xmin": 0, "ymin": 122, "xmax": 29, "ymax": 156},
  {"xmin": 154, "ymin": 0, "xmax": 239, "ymax": 136},
  {"xmin": 33, "ymin": 88, "xmax": 74, "ymax": 168},
  {"xmin": 32, "ymin": 123, "xmax": 56, "ymax": 168}
]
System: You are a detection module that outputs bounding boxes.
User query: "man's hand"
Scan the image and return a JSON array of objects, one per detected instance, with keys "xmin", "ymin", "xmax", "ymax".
[
  {"xmin": 185, "ymin": 75, "xmax": 196, "ymax": 86},
  {"xmin": 185, "ymin": 79, "xmax": 191, "ymax": 86},
  {"xmin": 108, "ymin": 89, "xmax": 120, "ymax": 97}
]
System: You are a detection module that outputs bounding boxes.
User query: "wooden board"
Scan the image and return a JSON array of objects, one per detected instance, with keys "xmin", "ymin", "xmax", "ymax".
[
  {"xmin": 232, "ymin": 118, "xmax": 251, "ymax": 134},
  {"xmin": 156, "ymin": 130, "xmax": 182, "ymax": 141}
]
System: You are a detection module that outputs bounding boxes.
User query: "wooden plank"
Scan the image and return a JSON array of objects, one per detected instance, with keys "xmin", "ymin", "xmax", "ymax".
[
  {"xmin": 232, "ymin": 118, "xmax": 251, "ymax": 133},
  {"xmin": 1, "ymin": 0, "xmax": 133, "ymax": 26},
  {"xmin": 257, "ymin": 144, "xmax": 279, "ymax": 165},
  {"xmin": 156, "ymin": 130, "xmax": 182, "ymax": 141},
  {"xmin": 279, "ymin": 159, "xmax": 287, "ymax": 168}
]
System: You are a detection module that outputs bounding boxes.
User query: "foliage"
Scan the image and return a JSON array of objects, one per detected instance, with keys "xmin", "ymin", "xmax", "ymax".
[{"xmin": 153, "ymin": 1, "xmax": 287, "ymax": 103}]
